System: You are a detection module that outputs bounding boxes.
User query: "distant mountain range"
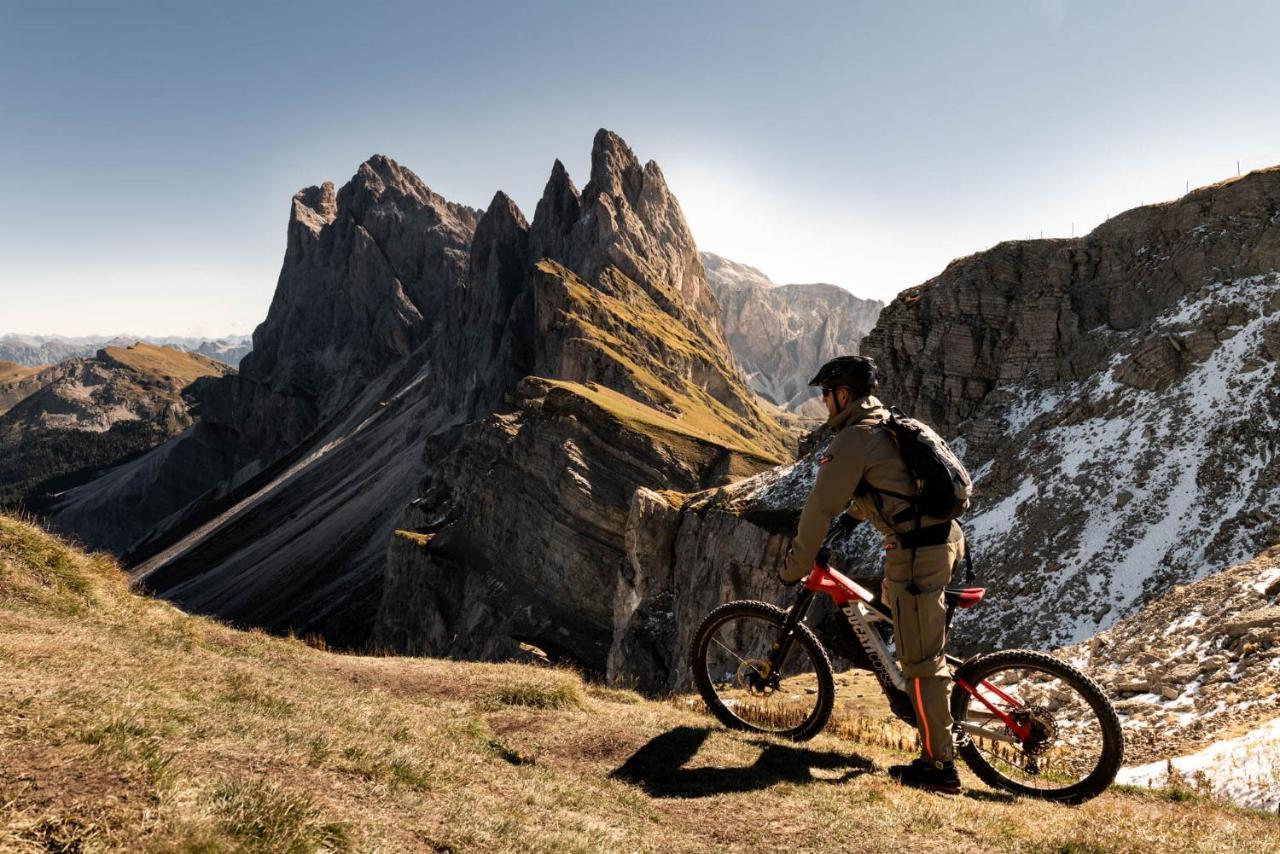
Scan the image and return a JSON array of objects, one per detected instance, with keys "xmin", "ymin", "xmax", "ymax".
[
  {"xmin": 0, "ymin": 334, "xmax": 252, "ymax": 368},
  {"xmin": 701, "ymin": 252, "xmax": 883, "ymax": 416}
]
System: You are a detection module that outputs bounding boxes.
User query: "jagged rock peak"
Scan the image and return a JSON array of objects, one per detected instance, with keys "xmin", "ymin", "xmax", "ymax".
[
  {"xmin": 336, "ymin": 154, "xmax": 482, "ymax": 227},
  {"xmin": 470, "ymin": 190, "xmax": 531, "ymax": 283},
  {"xmin": 292, "ymin": 182, "xmax": 337, "ymax": 224},
  {"xmin": 529, "ymin": 159, "xmax": 581, "ymax": 263},
  {"xmin": 286, "ymin": 182, "xmax": 337, "ymax": 259},
  {"xmin": 583, "ymin": 128, "xmax": 645, "ymax": 205},
  {"xmin": 527, "ymin": 129, "xmax": 720, "ymax": 332},
  {"xmin": 479, "ymin": 190, "xmax": 529, "ymax": 232}
]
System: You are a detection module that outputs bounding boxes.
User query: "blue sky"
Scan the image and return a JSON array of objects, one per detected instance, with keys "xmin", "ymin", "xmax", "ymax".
[{"xmin": 3, "ymin": 1, "xmax": 1279, "ymax": 336}]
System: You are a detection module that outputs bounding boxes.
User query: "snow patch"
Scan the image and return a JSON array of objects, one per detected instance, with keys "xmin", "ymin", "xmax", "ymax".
[{"xmin": 1116, "ymin": 716, "xmax": 1280, "ymax": 811}]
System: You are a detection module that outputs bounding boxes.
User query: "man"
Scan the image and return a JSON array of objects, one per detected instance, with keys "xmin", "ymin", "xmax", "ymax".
[{"xmin": 780, "ymin": 355, "xmax": 966, "ymax": 794}]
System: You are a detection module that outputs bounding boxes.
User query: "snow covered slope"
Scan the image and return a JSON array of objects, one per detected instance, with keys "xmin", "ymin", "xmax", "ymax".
[
  {"xmin": 961, "ymin": 273, "xmax": 1280, "ymax": 648},
  {"xmin": 1056, "ymin": 543, "xmax": 1280, "ymax": 811}
]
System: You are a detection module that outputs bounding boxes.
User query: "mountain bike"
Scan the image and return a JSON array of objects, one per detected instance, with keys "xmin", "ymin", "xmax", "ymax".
[{"xmin": 689, "ymin": 531, "xmax": 1124, "ymax": 804}]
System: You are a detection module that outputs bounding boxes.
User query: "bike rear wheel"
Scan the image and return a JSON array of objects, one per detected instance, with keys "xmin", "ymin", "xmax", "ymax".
[
  {"xmin": 951, "ymin": 649, "xmax": 1124, "ymax": 804},
  {"xmin": 690, "ymin": 600, "xmax": 835, "ymax": 742}
]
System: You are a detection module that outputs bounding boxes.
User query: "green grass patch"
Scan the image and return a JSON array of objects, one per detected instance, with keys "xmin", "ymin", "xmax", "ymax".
[
  {"xmin": 479, "ymin": 675, "xmax": 585, "ymax": 711},
  {"xmin": 208, "ymin": 778, "xmax": 350, "ymax": 853}
]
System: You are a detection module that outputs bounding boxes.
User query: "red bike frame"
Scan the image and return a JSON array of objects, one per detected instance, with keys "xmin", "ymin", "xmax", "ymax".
[{"xmin": 792, "ymin": 563, "xmax": 1032, "ymax": 746}]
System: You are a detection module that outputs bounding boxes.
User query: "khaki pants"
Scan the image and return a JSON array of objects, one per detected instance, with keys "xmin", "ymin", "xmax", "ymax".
[{"xmin": 882, "ymin": 526, "xmax": 964, "ymax": 762}]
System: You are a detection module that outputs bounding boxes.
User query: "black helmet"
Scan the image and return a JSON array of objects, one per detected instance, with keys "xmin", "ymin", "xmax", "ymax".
[{"xmin": 808, "ymin": 355, "xmax": 879, "ymax": 395}]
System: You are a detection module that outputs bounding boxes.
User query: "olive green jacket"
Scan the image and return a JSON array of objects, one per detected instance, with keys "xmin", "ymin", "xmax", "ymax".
[{"xmin": 781, "ymin": 395, "xmax": 950, "ymax": 582}]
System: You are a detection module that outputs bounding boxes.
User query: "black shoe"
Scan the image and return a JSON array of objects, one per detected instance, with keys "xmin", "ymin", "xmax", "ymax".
[{"xmin": 887, "ymin": 758, "xmax": 961, "ymax": 794}]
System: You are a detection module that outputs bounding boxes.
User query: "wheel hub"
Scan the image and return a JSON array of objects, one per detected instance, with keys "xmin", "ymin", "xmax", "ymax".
[
  {"xmin": 1013, "ymin": 704, "xmax": 1059, "ymax": 757},
  {"xmin": 735, "ymin": 659, "xmax": 777, "ymax": 695}
]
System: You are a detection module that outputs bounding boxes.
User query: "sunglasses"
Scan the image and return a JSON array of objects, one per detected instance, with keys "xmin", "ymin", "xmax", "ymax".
[{"xmin": 820, "ymin": 386, "xmax": 847, "ymax": 399}]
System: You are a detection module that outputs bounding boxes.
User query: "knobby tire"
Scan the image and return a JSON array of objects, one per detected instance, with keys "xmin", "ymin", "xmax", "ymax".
[
  {"xmin": 951, "ymin": 648, "xmax": 1124, "ymax": 804},
  {"xmin": 690, "ymin": 600, "xmax": 836, "ymax": 742}
]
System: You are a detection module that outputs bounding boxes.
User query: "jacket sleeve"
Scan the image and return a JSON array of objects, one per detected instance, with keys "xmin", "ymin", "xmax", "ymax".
[{"xmin": 782, "ymin": 428, "xmax": 869, "ymax": 582}]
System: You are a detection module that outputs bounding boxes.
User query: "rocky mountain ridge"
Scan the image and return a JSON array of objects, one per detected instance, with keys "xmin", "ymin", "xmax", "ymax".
[
  {"xmin": 48, "ymin": 131, "xmax": 789, "ymax": 668},
  {"xmin": 702, "ymin": 252, "xmax": 883, "ymax": 416},
  {"xmin": 0, "ymin": 342, "xmax": 230, "ymax": 504}
]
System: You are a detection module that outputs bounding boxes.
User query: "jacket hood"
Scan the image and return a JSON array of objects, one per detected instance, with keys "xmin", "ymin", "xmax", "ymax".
[{"xmin": 826, "ymin": 394, "xmax": 889, "ymax": 431}]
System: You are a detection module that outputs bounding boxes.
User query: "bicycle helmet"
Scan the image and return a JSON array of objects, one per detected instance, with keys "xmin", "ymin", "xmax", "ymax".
[{"xmin": 808, "ymin": 355, "xmax": 879, "ymax": 397}]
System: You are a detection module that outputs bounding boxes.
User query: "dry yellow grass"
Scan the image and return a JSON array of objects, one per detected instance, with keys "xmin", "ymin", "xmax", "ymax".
[
  {"xmin": 534, "ymin": 259, "xmax": 791, "ymax": 463},
  {"xmin": 0, "ymin": 361, "xmax": 46, "ymax": 386},
  {"xmin": 1, "ymin": 514, "xmax": 1277, "ymax": 852},
  {"xmin": 98, "ymin": 341, "xmax": 227, "ymax": 386}
]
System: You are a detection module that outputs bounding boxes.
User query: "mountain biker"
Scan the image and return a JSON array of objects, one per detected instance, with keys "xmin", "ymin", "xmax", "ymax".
[{"xmin": 780, "ymin": 354, "xmax": 966, "ymax": 794}]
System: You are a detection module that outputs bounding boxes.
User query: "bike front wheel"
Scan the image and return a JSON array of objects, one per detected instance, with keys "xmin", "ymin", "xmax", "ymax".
[
  {"xmin": 690, "ymin": 600, "xmax": 835, "ymax": 742},
  {"xmin": 951, "ymin": 649, "xmax": 1124, "ymax": 804}
]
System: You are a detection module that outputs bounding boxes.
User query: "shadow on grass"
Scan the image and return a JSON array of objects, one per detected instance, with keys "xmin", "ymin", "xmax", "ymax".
[
  {"xmin": 609, "ymin": 726, "xmax": 873, "ymax": 798},
  {"xmin": 960, "ymin": 788, "xmax": 1018, "ymax": 804}
]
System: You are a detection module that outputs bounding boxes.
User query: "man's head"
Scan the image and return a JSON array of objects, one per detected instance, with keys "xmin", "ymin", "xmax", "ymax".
[{"xmin": 808, "ymin": 355, "xmax": 879, "ymax": 416}]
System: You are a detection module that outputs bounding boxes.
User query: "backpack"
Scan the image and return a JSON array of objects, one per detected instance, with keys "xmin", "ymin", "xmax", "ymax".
[{"xmin": 857, "ymin": 407, "xmax": 972, "ymax": 522}]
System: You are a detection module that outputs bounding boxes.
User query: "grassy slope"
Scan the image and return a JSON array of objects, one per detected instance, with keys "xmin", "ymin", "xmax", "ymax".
[
  {"xmin": 1, "ymin": 515, "xmax": 1276, "ymax": 853},
  {"xmin": 98, "ymin": 342, "xmax": 229, "ymax": 387},
  {"xmin": 537, "ymin": 260, "xmax": 791, "ymax": 464},
  {"xmin": 0, "ymin": 361, "xmax": 51, "ymax": 415}
]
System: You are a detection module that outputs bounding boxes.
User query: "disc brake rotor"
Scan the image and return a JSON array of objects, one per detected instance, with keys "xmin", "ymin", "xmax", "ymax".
[
  {"xmin": 1013, "ymin": 704, "xmax": 1060, "ymax": 757},
  {"xmin": 735, "ymin": 659, "xmax": 776, "ymax": 695}
]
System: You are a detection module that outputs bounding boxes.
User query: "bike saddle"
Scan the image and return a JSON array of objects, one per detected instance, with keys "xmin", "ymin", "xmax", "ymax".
[{"xmin": 944, "ymin": 586, "xmax": 986, "ymax": 609}]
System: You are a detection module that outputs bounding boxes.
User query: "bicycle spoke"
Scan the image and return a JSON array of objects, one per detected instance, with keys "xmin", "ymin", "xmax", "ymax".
[
  {"xmin": 958, "ymin": 659, "xmax": 1112, "ymax": 796},
  {"xmin": 710, "ymin": 635, "xmax": 751, "ymax": 667},
  {"xmin": 699, "ymin": 609, "xmax": 823, "ymax": 735}
]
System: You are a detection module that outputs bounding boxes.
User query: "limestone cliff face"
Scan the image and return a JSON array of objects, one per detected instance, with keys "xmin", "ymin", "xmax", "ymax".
[
  {"xmin": 866, "ymin": 170, "xmax": 1280, "ymax": 461},
  {"xmin": 618, "ymin": 169, "xmax": 1280, "ymax": 690},
  {"xmin": 372, "ymin": 133, "xmax": 789, "ymax": 671},
  {"xmin": 703, "ymin": 252, "xmax": 883, "ymax": 417}
]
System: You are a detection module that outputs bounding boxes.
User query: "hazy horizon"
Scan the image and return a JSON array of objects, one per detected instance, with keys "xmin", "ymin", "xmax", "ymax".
[{"xmin": 4, "ymin": 1, "xmax": 1280, "ymax": 336}]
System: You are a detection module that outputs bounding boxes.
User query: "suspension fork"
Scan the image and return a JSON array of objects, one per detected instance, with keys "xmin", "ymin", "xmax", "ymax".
[{"xmin": 763, "ymin": 588, "xmax": 817, "ymax": 678}]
